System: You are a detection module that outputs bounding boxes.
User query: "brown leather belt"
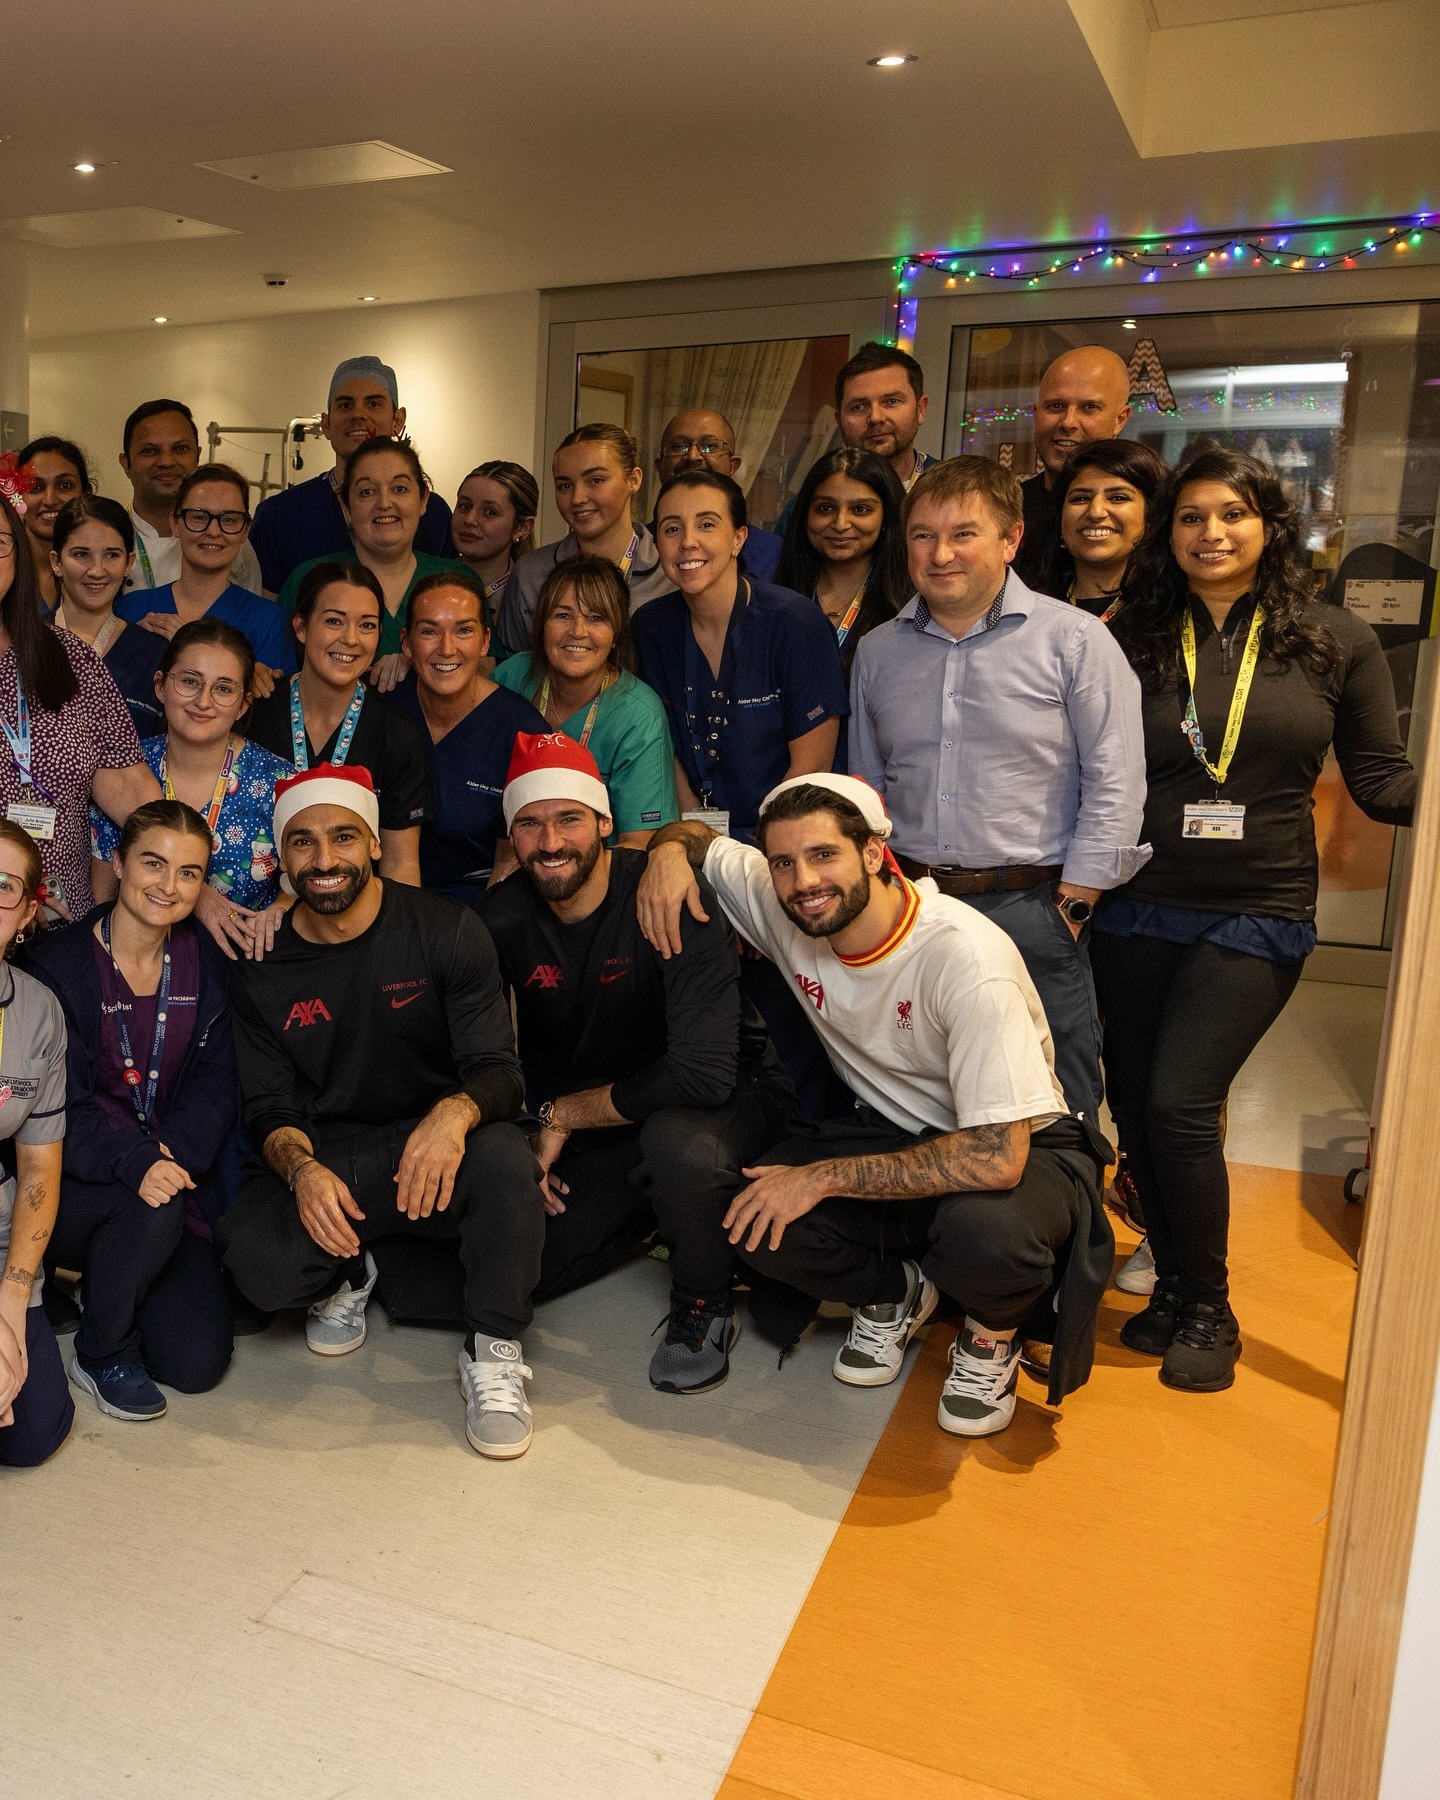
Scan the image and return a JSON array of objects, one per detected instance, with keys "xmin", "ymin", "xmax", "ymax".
[{"xmin": 895, "ymin": 854, "xmax": 1063, "ymax": 897}]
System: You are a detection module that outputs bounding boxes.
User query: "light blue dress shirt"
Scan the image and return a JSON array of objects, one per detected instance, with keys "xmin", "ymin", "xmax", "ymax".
[{"xmin": 848, "ymin": 572, "xmax": 1151, "ymax": 890}]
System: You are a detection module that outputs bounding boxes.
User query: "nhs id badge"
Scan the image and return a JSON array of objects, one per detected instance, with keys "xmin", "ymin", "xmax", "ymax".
[
  {"xmin": 1182, "ymin": 802, "xmax": 1245, "ymax": 841},
  {"xmin": 683, "ymin": 808, "xmax": 730, "ymax": 838},
  {"xmin": 7, "ymin": 801, "xmax": 57, "ymax": 842}
]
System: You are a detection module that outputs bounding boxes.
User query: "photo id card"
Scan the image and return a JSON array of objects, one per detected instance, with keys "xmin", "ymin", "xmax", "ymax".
[
  {"xmin": 6, "ymin": 801, "xmax": 57, "ymax": 842},
  {"xmin": 1182, "ymin": 802, "xmax": 1245, "ymax": 841},
  {"xmin": 683, "ymin": 808, "xmax": 731, "ymax": 838}
]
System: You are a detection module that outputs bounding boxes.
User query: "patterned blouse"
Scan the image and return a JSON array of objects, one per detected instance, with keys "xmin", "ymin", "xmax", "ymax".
[{"xmin": 92, "ymin": 734, "xmax": 290, "ymax": 911}]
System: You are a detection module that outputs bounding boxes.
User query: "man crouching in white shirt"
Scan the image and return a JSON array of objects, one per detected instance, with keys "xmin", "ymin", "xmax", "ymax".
[{"xmin": 637, "ymin": 772, "xmax": 1113, "ymax": 1438}]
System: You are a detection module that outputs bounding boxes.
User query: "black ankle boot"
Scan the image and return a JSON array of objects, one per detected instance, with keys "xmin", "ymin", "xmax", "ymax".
[
  {"xmin": 1119, "ymin": 1279, "xmax": 1183, "ymax": 1356},
  {"xmin": 1161, "ymin": 1300, "xmax": 1241, "ymax": 1392}
]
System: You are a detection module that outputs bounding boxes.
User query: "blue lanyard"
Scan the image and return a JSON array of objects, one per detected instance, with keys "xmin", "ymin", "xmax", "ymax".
[
  {"xmin": 101, "ymin": 912, "xmax": 171, "ymax": 1130},
  {"xmin": 0, "ymin": 672, "xmax": 56, "ymax": 803},
  {"xmin": 290, "ymin": 675, "xmax": 364, "ymax": 770},
  {"xmin": 680, "ymin": 578, "xmax": 747, "ymax": 805}
]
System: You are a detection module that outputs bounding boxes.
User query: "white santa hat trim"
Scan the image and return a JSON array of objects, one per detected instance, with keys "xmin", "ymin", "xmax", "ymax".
[
  {"xmin": 758, "ymin": 772, "xmax": 893, "ymax": 839},
  {"xmin": 503, "ymin": 766, "xmax": 611, "ymax": 832},
  {"xmin": 273, "ymin": 771, "xmax": 380, "ymax": 843}
]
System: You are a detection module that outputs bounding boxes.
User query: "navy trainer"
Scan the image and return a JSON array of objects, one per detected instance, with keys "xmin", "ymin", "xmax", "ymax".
[{"xmin": 69, "ymin": 1357, "xmax": 167, "ymax": 1421}]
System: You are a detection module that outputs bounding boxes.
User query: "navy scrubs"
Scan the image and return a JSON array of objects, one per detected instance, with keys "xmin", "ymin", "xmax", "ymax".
[
  {"xmin": 385, "ymin": 675, "xmax": 547, "ymax": 902},
  {"xmin": 631, "ymin": 576, "xmax": 847, "ymax": 841},
  {"xmin": 116, "ymin": 583, "xmax": 296, "ymax": 674},
  {"xmin": 249, "ymin": 473, "xmax": 455, "ymax": 596},
  {"xmin": 103, "ymin": 622, "xmax": 167, "ymax": 738}
]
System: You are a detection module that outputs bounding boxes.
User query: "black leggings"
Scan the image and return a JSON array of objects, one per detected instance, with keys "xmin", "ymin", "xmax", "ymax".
[{"xmin": 1091, "ymin": 931, "xmax": 1302, "ymax": 1305}]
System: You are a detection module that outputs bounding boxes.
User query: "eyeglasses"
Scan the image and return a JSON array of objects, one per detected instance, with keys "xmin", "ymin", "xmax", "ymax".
[
  {"xmin": 176, "ymin": 508, "xmax": 250, "ymax": 535},
  {"xmin": 662, "ymin": 439, "xmax": 731, "ymax": 459},
  {"xmin": 0, "ymin": 873, "xmax": 31, "ymax": 910},
  {"xmin": 167, "ymin": 670, "xmax": 244, "ymax": 704},
  {"xmin": 0, "ymin": 534, "xmax": 15, "ymax": 560}
]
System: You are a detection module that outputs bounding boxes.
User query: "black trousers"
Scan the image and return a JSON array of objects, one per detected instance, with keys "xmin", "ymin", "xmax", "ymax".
[
  {"xmin": 1091, "ymin": 930, "xmax": 1302, "ymax": 1304},
  {"xmin": 0, "ymin": 1306, "xmax": 74, "ymax": 1468},
  {"xmin": 48, "ymin": 1175, "xmax": 233, "ymax": 1390},
  {"xmin": 963, "ymin": 884, "xmax": 1103, "ymax": 1120},
  {"xmin": 538, "ymin": 1085, "xmax": 794, "ymax": 1307},
  {"xmin": 737, "ymin": 1116, "xmax": 1087, "ymax": 1332},
  {"xmin": 740, "ymin": 956, "xmax": 852, "ymax": 1121},
  {"xmin": 218, "ymin": 1118, "xmax": 546, "ymax": 1341}
]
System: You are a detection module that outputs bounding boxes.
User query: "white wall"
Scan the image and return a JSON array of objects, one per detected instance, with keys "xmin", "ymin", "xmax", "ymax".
[
  {"xmin": 1380, "ymin": 1349, "xmax": 1440, "ymax": 1797},
  {"xmin": 28, "ymin": 289, "xmax": 543, "ymax": 511}
]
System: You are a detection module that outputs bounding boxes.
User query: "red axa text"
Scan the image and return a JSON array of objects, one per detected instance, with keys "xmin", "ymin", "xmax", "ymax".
[
  {"xmin": 525, "ymin": 964, "xmax": 566, "ymax": 990},
  {"xmin": 284, "ymin": 997, "xmax": 333, "ymax": 1030}
]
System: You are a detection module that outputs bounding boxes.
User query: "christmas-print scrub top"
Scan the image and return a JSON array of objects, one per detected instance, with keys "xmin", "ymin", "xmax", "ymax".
[{"xmin": 92, "ymin": 734, "xmax": 289, "ymax": 910}]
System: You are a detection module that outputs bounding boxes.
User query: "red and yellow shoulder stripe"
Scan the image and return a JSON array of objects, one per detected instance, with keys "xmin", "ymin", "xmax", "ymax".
[{"xmin": 833, "ymin": 878, "xmax": 922, "ymax": 968}]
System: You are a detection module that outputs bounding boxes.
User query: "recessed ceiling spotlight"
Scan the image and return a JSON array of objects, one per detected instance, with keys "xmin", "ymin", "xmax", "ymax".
[
  {"xmin": 1121, "ymin": 317, "xmax": 1137, "ymax": 329},
  {"xmin": 153, "ymin": 316, "xmax": 168, "ymax": 324},
  {"xmin": 359, "ymin": 294, "xmax": 379, "ymax": 302},
  {"xmin": 868, "ymin": 53, "xmax": 918, "ymax": 67},
  {"xmin": 73, "ymin": 161, "xmax": 96, "ymax": 174}
]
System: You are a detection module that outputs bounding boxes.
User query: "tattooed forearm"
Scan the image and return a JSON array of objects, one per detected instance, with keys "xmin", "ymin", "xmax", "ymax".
[
  {"xmin": 21, "ymin": 1181, "xmax": 46, "ymax": 1211},
  {"xmin": 647, "ymin": 820, "xmax": 716, "ymax": 868},
  {"xmin": 2, "ymin": 1266, "xmax": 33, "ymax": 1290},
  {"xmin": 816, "ymin": 1121, "xmax": 1030, "ymax": 1201}
]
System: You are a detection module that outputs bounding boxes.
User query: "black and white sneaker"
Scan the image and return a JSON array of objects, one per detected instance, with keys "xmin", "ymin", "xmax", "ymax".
[
  {"xmin": 649, "ymin": 1292, "xmax": 739, "ymax": 1394},
  {"xmin": 833, "ymin": 1260, "xmax": 937, "ymax": 1387},
  {"xmin": 937, "ymin": 1321, "xmax": 1021, "ymax": 1438}
]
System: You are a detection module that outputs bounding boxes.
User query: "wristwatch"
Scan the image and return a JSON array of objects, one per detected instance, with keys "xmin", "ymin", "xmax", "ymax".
[
  {"xmin": 1057, "ymin": 894, "xmax": 1094, "ymax": 928},
  {"xmin": 537, "ymin": 1100, "xmax": 559, "ymax": 1133}
]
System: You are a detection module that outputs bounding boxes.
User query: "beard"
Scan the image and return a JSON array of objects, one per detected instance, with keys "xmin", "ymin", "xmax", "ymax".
[
  {"xmin": 292, "ymin": 858, "xmax": 371, "ymax": 915},
  {"xmin": 780, "ymin": 867, "xmax": 871, "ymax": 939},
  {"xmin": 522, "ymin": 834, "xmax": 602, "ymax": 904}
]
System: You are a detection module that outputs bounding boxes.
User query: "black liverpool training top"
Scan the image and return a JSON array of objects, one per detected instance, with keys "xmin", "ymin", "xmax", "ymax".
[
  {"xmin": 231, "ymin": 880, "xmax": 524, "ymax": 1143},
  {"xmin": 480, "ymin": 847, "xmax": 783, "ymax": 1121}
]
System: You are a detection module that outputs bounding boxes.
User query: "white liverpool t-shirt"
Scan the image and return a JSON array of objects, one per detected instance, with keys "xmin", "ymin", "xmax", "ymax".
[{"xmin": 704, "ymin": 837, "xmax": 1065, "ymax": 1137}]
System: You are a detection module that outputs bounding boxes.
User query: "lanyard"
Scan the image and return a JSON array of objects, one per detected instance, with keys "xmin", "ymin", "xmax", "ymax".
[
  {"xmin": 290, "ymin": 675, "xmax": 364, "ymax": 770},
  {"xmin": 536, "ymin": 669, "xmax": 613, "ymax": 749},
  {"xmin": 0, "ymin": 673, "xmax": 55, "ymax": 803},
  {"xmin": 616, "ymin": 533, "xmax": 639, "ymax": 581},
  {"xmin": 134, "ymin": 534, "xmax": 157, "ymax": 587},
  {"xmin": 161, "ymin": 736, "xmax": 237, "ymax": 848},
  {"xmin": 681, "ymin": 580, "xmax": 748, "ymax": 803},
  {"xmin": 1066, "ymin": 583, "xmax": 1124, "ymax": 625},
  {"xmin": 1179, "ymin": 601, "xmax": 1264, "ymax": 788},
  {"xmin": 100, "ymin": 911, "xmax": 171, "ymax": 1130},
  {"xmin": 830, "ymin": 585, "xmax": 866, "ymax": 647}
]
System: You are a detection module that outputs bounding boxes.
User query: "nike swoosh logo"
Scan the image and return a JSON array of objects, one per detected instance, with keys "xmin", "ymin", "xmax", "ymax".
[
  {"xmin": 390, "ymin": 993, "xmax": 423, "ymax": 1009},
  {"xmin": 599, "ymin": 972, "xmax": 628, "ymax": 984}
]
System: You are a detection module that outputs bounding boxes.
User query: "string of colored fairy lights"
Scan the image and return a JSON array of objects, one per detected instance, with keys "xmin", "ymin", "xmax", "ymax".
[{"xmin": 888, "ymin": 214, "xmax": 1439, "ymax": 345}]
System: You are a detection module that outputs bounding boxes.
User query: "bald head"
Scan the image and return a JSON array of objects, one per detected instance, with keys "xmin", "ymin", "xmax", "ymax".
[
  {"xmin": 1032, "ymin": 346, "xmax": 1133, "ymax": 481},
  {"xmin": 655, "ymin": 408, "xmax": 741, "ymax": 484}
]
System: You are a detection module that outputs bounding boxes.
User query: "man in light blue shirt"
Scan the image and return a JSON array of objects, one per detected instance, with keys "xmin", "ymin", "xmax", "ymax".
[{"xmin": 850, "ymin": 455, "xmax": 1149, "ymax": 1116}]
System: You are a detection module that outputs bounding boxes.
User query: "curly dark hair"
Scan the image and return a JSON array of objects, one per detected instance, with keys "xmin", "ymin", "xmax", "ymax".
[{"xmin": 1114, "ymin": 442, "xmax": 1339, "ymax": 688}]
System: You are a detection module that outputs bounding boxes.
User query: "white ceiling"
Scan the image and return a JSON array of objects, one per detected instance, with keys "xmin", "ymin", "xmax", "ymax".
[{"xmin": 3, "ymin": 0, "xmax": 1435, "ymax": 341}]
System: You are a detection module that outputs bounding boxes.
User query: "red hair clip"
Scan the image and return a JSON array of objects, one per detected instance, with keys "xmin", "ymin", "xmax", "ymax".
[{"xmin": 0, "ymin": 452, "xmax": 37, "ymax": 515}]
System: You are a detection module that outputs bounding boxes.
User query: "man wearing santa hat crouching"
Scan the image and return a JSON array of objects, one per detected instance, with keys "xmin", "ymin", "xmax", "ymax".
[
  {"xmin": 217, "ymin": 762, "xmax": 549, "ymax": 1459},
  {"xmin": 481, "ymin": 732, "xmax": 794, "ymax": 1393},
  {"xmin": 637, "ymin": 774, "xmax": 1114, "ymax": 1441}
]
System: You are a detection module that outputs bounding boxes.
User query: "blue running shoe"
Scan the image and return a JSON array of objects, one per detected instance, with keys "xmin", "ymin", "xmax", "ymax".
[{"xmin": 69, "ymin": 1357, "xmax": 167, "ymax": 1421}]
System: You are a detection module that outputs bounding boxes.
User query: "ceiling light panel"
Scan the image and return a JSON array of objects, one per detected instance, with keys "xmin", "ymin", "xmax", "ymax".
[
  {"xmin": 0, "ymin": 206, "xmax": 237, "ymax": 248},
  {"xmin": 197, "ymin": 140, "xmax": 451, "ymax": 191}
]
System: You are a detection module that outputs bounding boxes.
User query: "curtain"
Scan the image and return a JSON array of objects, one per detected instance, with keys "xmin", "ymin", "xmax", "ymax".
[{"xmin": 640, "ymin": 338, "xmax": 809, "ymax": 512}]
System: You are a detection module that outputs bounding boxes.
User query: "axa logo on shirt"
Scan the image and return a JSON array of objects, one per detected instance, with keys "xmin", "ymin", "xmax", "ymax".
[
  {"xmin": 525, "ymin": 964, "xmax": 565, "ymax": 990},
  {"xmin": 284, "ymin": 997, "xmax": 332, "ymax": 1031},
  {"xmin": 896, "ymin": 999, "xmax": 913, "ymax": 1030},
  {"xmin": 795, "ymin": 973, "xmax": 824, "ymax": 1012}
]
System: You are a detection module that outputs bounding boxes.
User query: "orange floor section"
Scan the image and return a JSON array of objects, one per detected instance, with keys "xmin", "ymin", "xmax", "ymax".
[{"xmin": 720, "ymin": 1163, "xmax": 1361, "ymax": 1800}]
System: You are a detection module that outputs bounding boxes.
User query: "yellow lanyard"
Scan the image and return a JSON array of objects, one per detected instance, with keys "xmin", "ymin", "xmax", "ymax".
[
  {"xmin": 536, "ymin": 670, "xmax": 614, "ymax": 750},
  {"xmin": 1179, "ymin": 602, "xmax": 1263, "ymax": 787},
  {"xmin": 161, "ymin": 736, "xmax": 237, "ymax": 836}
]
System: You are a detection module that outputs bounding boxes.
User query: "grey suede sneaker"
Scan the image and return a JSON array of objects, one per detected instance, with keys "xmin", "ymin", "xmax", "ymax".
[
  {"xmin": 937, "ymin": 1320, "xmax": 1021, "ymax": 1438},
  {"xmin": 649, "ymin": 1292, "xmax": 739, "ymax": 1394},
  {"xmin": 305, "ymin": 1252, "xmax": 378, "ymax": 1356},
  {"xmin": 459, "ymin": 1338, "xmax": 533, "ymax": 1459},
  {"xmin": 833, "ymin": 1261, "xmax": 938, "ymax": 1387}
]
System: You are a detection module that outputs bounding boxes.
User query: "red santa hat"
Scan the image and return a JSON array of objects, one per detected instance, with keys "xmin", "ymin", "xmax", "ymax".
[
  {"xmin": 503, "ymin": 732, "xmax": 610, "ymax": 831},
  {"xmin": 273, "ymin": 762, "xmax": 380, "ymax": 842}
]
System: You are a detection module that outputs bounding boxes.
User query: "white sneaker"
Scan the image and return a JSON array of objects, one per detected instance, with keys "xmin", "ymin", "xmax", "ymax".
[
  {"xmin": 459, "ymin": 1339, "xmax": 534, "ymax": 1459},
  {"xmin": 1115, "ymin": 1237, "xmax": 1157, "ymax": 1296},
  {"xmin": 937, "ymin": 1321, "xmax": 1022, "ymax": 1438},
  {"xmin": 833, "ymin": 1261, "xmax": 938, "ymax": 1387},
  {"xmin": 305, "ymin": 1252, "xmax": 378, "ymax": 1356}
]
